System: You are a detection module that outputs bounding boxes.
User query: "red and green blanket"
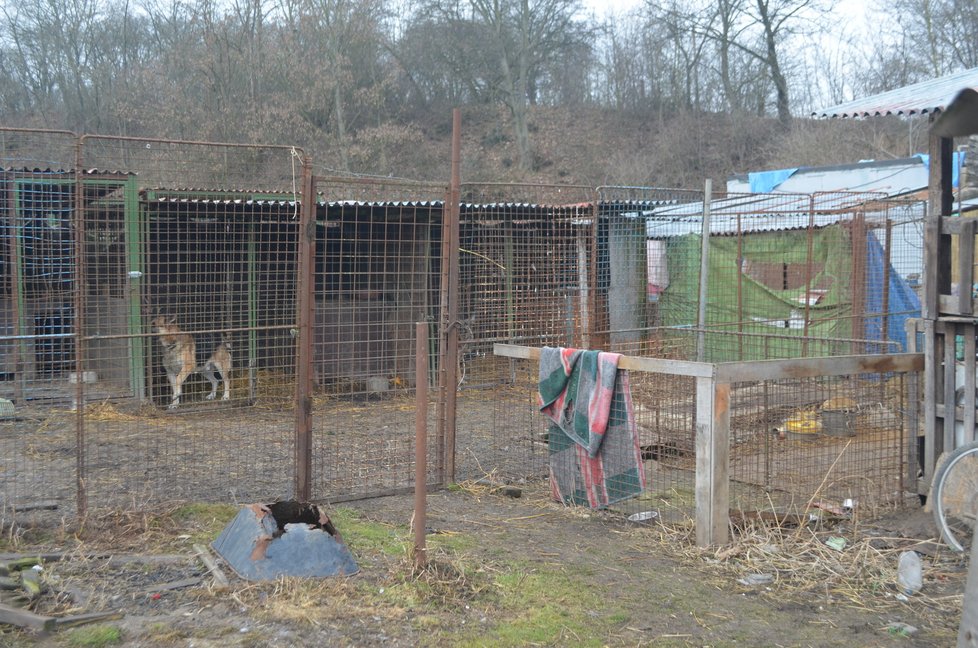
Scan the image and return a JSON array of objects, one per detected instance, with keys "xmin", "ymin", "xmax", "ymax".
[{"xmin": 538, "ymin": 347, "xmax": 646, "ymax": 508}]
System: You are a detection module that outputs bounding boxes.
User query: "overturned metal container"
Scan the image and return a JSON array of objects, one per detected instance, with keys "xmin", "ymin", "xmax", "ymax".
[{"xmin": 212, "ymin": 500, "xmax": 359, "ymax": 580}]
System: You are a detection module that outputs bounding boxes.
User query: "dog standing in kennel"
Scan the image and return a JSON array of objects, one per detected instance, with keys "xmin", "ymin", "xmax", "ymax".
[{"xmin": 151, "ymin": 315, "xmax": 232, "ymax": 409}]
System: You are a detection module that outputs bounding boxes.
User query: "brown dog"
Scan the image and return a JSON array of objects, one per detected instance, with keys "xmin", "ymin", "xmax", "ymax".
[{"xmin": 151, "ymin": 315, "xmax": 232, "ymax": 409}]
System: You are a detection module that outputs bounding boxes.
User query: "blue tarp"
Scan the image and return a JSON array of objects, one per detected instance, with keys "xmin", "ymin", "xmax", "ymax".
[
  {"xmin": 914, "ymin": 151, "xmax": 966, "ymax": 188},
  {"xmin": 748, "ymin": 168, "xmax": 798, "ymax": 193},
  {"xmin": 863, "ymin": 230, "xmax": 921, "ymax": 351}
]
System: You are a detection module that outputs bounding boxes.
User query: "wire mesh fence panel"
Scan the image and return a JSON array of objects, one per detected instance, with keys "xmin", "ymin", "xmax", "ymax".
[
  {"xmin": 723, "ymin": 372, "xmax": 914, "ymax": 520},
  {"xmin": 597, "ymin": 188, "xmax": 925, "ymax": 360},
  {"xmin": 480, "ymin": 353, "xmax": 917, "ymax": 529},
  {"xmin": 70, "ymin": 137, "xmax": 305, "ymax": 511},
  {"xmin": 0, "ymin": 131, "xmax": 83, "ymax": 513},
  {"xmin": 452, "ymin": 184, "xmax": 600, "ymax": 483},
  {"xmin": 309, "ymin": 177, "xmax": 446, "ymax": 501}
]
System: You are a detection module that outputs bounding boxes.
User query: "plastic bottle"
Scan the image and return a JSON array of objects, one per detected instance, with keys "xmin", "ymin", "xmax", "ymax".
[{"xmin": 897, "ymin": 550, "xmax": 923, "ymax": 595}]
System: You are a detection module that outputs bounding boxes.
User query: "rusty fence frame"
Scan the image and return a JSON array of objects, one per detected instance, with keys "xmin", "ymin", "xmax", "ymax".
[{"xmin": 0, "ymin": 123, "xmax": 926, "ymax": 524}]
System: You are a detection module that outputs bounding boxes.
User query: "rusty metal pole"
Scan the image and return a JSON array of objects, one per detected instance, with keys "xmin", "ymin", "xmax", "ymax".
[
  {"xmin": 437, "ymin": 108, "xmax": 462, "ymax": 484},
  {"xmin": 413, "ymin": 322, "xmax": 429, "ymax": 570},
  {"xmin": 6, "ymin": 173, "xmax": 23, "ymax": 405},
  {"xmin": 736, "ymin": 213, "xmax": 743, "ymax": 360},
  {"xmin": 294, "ymin": 157, "xmax": 315, "ymax": 502},
  {"xmin": 696, "ymin": 179, "xmax": 712, "ymax": 362},
  {"xmin": 801, "ymin": 195, "xmax": 816, "ymax": 357},
  {"xmin": 74, "ymin": 137, "xmax": 87, "ymax": 518},
  {"xmin": 851, "ymin": 211, "xmax": 867, "ymax": 354},
  {"xmin": 588, "ymin": 200, "xmax": 601, "ymax": 348},
  {"xmin": 882, "ymin": 218, "xmax": 893, "ymax": 347}
]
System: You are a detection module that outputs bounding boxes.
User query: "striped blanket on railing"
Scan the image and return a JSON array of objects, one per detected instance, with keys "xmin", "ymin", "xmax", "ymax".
[{"xmin": 538, "ymin": 347, "xmax": 646, "ymax": 508}]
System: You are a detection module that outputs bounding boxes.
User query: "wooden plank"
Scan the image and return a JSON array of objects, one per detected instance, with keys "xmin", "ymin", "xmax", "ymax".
[
  {"xmin": 193, "ymin": 544, "xmax": 229, "ymax": 589},
  {"xmin": 941, "ymin": 295, "xmax": 962, "ymax": 315},
  {"xmin": 941, "ymin": 215, "xmax": 978, "ymax": 235},
  {"xmin": 492, "ymin": 344, "xmax": 715, "ymax": 378},
  {"xmin": 0, "ymin": 602, "xmax": 55, "ymax": 632},
  {"xmin": 53, "ymin": 611, "xmax": 124, "ymax": 629},
  {"xmin": 714, "ymin": 353, "xmax": 924, "ymax": 383},
  {"xmin": 695, "ymin": 378, "xmax": 730, "ymax": 547}
]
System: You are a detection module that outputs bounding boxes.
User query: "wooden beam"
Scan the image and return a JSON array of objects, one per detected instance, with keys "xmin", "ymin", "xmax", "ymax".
[
  {"xmin": 0, "ymin": 603, "xmax": 55, "ymax": 632},
  {"xmin": 714, "ymin": 353, "xmax": 924, "ymax": 383},
  {"xmin": 492, "ymin": 344, "xmax": 716, "ymax": 378}
]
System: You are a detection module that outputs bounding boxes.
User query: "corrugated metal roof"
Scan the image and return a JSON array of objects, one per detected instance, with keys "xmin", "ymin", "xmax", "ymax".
[
  {"xmin": 638, "ymin": 193, "xmax": 925, "ymax": 238},
  {"xmin": 0, "ymin": 167, "xmax": 133, "ymax": 176},
  {"xmin": 814, "ymin": 67, "xmax": 978, "ymax": 118}
]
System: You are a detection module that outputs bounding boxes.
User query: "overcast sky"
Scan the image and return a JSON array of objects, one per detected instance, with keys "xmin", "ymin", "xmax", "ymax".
[{"xmin": 581, "ymin": 0, "xmax": 641, "ymax": 16}]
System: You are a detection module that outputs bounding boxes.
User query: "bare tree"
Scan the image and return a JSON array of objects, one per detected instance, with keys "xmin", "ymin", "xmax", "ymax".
[{"xmin": 414, "ymin": 0, "xmax": 589, "ymax": 171}]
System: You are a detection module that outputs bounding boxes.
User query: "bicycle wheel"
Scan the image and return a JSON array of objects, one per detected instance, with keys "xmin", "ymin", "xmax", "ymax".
[{"xmin": 932, "ymin": 440, "xmax": 978, "ymax": 552}]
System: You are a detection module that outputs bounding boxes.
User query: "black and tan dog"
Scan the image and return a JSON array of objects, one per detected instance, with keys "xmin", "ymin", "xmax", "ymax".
[{"xmin": 151, "ymin": 315, "xmax": 232, "ymax": 409}]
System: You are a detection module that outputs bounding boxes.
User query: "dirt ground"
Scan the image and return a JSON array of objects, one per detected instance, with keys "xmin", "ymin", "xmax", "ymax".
[{"xmin": 0, "ymin": 483, "xmax": 967, "ymax": 648}]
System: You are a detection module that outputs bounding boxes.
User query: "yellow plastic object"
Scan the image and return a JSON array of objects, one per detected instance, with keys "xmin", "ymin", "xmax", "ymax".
[{"xmin": 783, "ymin": 412, "xmax": 822, "ymax": 437}]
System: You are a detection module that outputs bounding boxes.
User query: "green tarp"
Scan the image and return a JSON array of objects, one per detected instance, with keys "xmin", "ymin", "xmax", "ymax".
[{"xmin": 658, "ymin": 226, "xmax": 855, "ymax": 361}]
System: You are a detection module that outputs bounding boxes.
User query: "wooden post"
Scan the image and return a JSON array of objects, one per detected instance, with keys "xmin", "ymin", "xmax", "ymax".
[
  {"xmin": 923, "ymin": 128, "xmax": 954, "ymax": 319},
  {"xmin": 964, "ymin": 324, "xmax": 976, "ymax": 445},
  {"xmin": 957, "ymin": 532, "xmax": 978, "ymax": 647},
  {"xmin": 695, "ymin": 373, "xmax": 730, "ymax": 547}
]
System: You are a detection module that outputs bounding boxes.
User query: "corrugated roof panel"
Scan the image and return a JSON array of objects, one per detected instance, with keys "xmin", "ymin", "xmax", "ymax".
[
  {"xmin": 644, "ymin": 195, "xmax": 925, "ymax": 238},
  {"xmin": 814, "ymin": 67, "xmax": 978, "ymax": 118}
]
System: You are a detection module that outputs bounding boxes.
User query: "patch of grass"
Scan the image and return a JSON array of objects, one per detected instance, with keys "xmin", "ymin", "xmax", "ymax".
[
  {"xmin": 330, "ymin": 507, "xmax": 409, "ymax": 556},
  {"xmin": 169, "ymin": 502, "xmax": 238, "ymax": 543},
  {"xmin": 142, "ymin": 622, "xmax": 187, "ymax": 643},
  {"xmin": 64, "ymin": 625, "xmax": 122, "ymax": 647},
  {"xmin": 171, "ymin": 502, "xmax": 238, "ymax": 526},
  {"xmin": 450, "ymin": 562, "xmax": 617, "ymax": 647},
  {"xmin": 427, "ymin": 530, "xmax": 475, "ymax": 553}
]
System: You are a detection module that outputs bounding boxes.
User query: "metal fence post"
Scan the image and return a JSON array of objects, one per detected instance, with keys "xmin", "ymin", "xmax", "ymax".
[
  {"xmin": 413, "ymin": 322, "xmax": 429, "ymax": 569},
  {"xmin": 436, "ymin": 108, "xmax": 462, "ymax": 484},
  {"xmin": 294, "ymin": 157, "xmax": 315, "ymax": 501},
  {"xmin": 696, "ymin": 179, "xmax": 712, "ymax": 362},
  {"xmin": 74, "ymin": 136, "xmax": 88, "ymax": 518}
]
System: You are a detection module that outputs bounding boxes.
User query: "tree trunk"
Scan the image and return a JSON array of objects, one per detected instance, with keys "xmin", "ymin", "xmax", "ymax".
[{"xmin": 756, "ymin": 0, "xmax": 791, "ymax": 128}]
